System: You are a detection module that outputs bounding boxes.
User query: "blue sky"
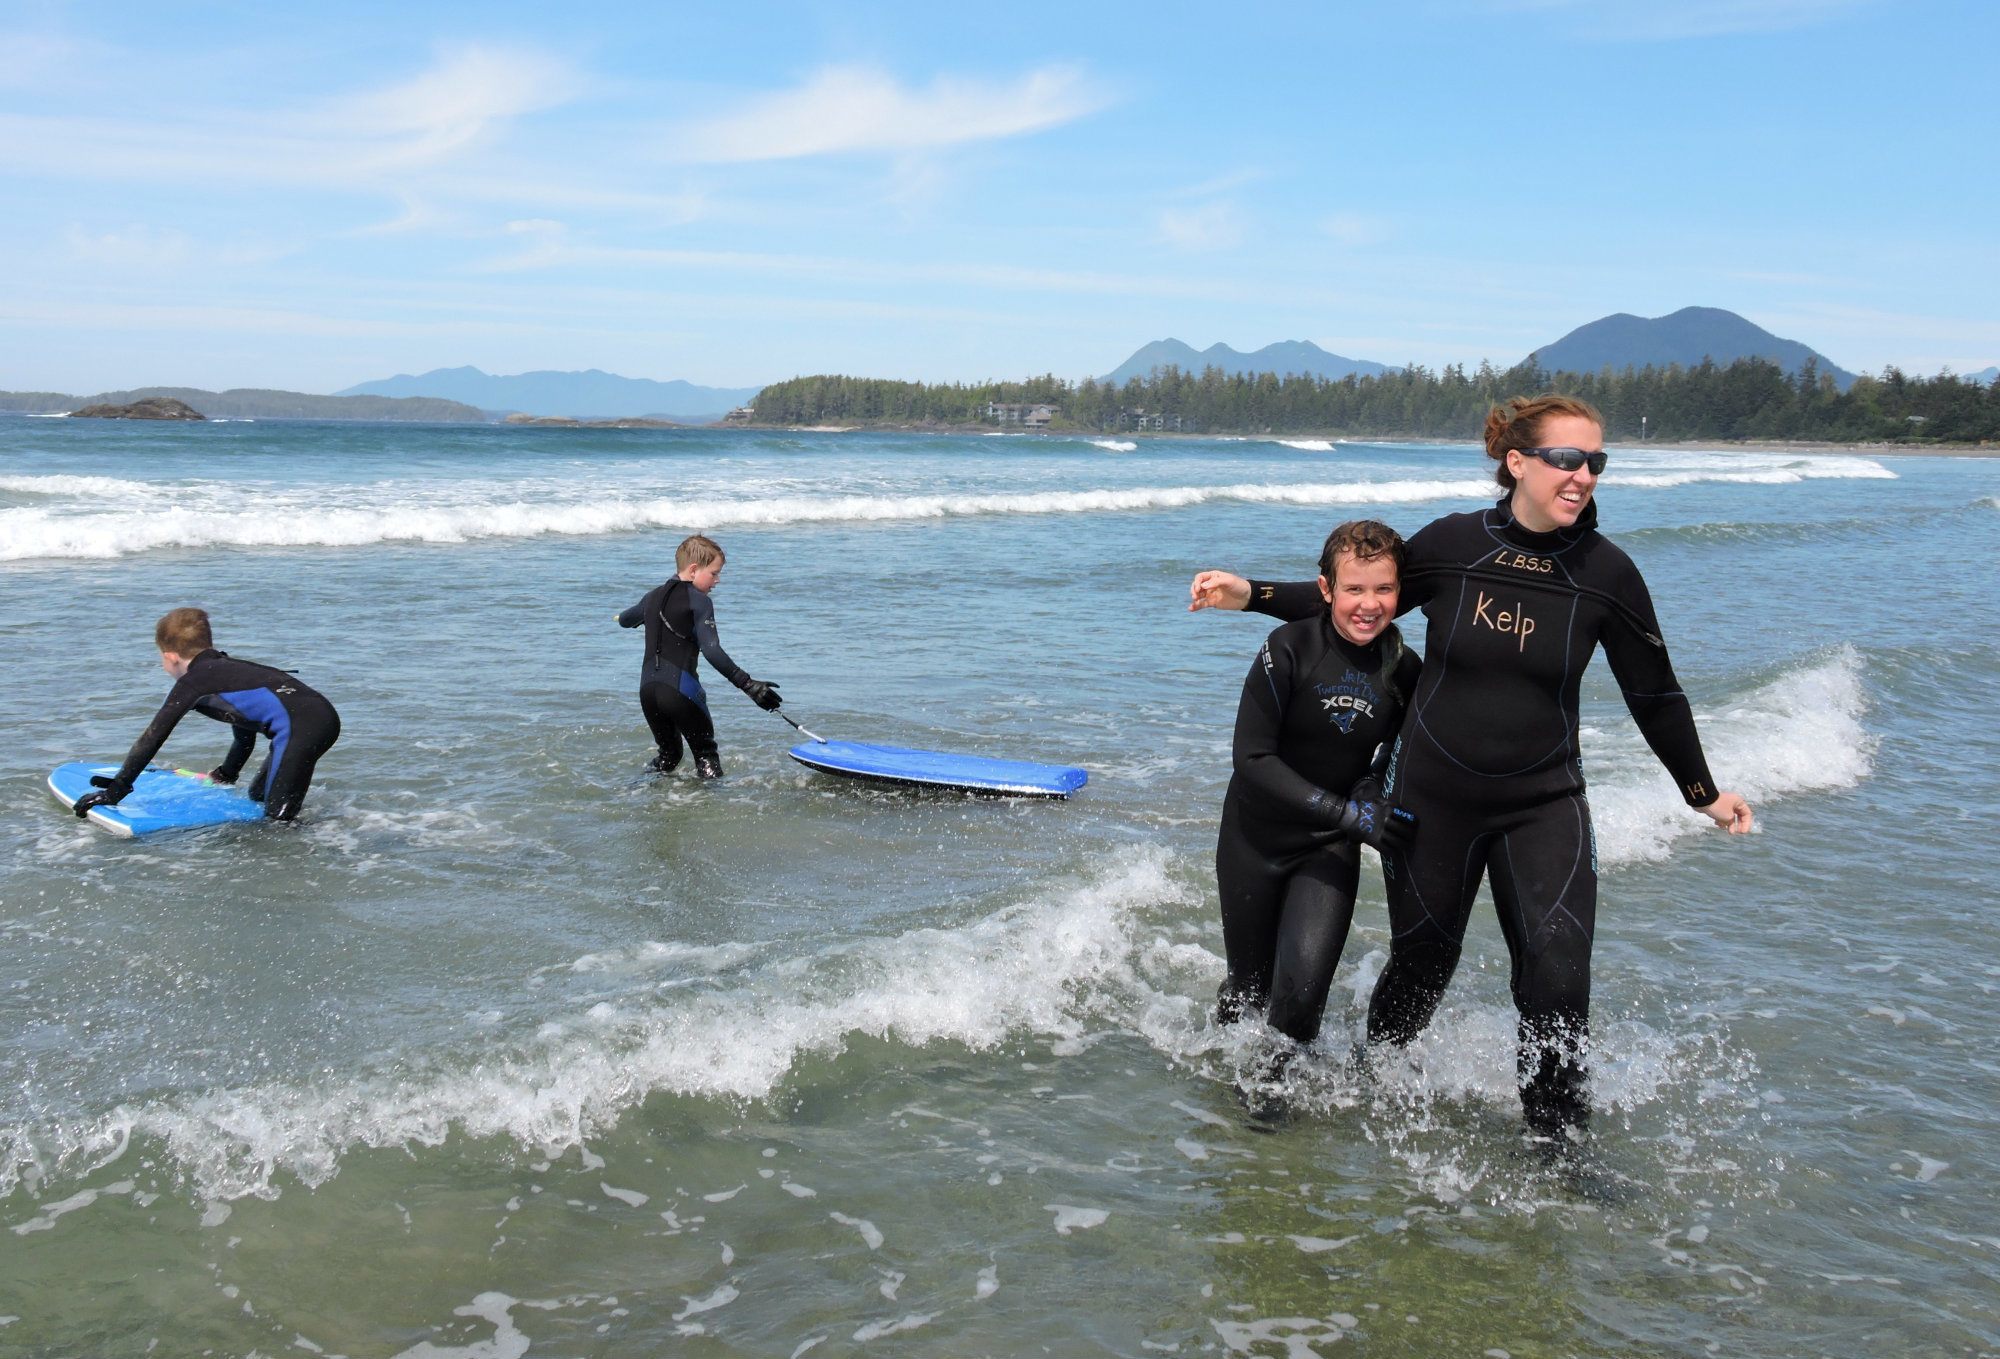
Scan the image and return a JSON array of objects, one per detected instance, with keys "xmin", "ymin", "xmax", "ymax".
[{"xmin": 2, "ymin": 0, "xmax": 1994, "ymax": 393}]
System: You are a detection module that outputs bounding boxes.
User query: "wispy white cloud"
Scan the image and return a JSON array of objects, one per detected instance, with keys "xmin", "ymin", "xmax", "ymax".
[
  {"xmin": 881, "ymin": 153, "xmax": 955, "ymax": 215},
  {"xmin": 483, "ymin": 216, "xmax": 572, "ymax": 269},
  {"xmin": 0, "ymin": 44, "xmax": 589, "ymax": 195},
  {"xmin": 671, "ymin": 63, "xmax": 1111, "ymax": 162},
  {"xmin": 462, "ymin": 236, "xmax": 1356, "ymax": 313},
  {"xmin": 61, "ymin": 224, "xmax": 298, "ymax": 271},
  {"xmin": 1320, "ymin": 211, "xmax": 1391, "ymax": 248},
  {"xmin": 0, "ymin": 297, "xmax": 550, "ymax": 341},
  {"xmin": 0, "ymin": 283, "xmax": 1107, "ymax": 360},
  {"xmin": 1167, "ymin": 168, "xmax": 1269, "ymax": 200},
  {"xmin": 1157, "ymin": 200, "xmax": 1247, "ymax": 252},
  {"xmin": 62, "ymin": 225, "xmax": 193, "ymax": 270},
  {"xmin": 0, "ymin": 27, "xmax": 92, "ymax": 91},
  {"xmin": 315, "ymin": 44, "xmax": 582, "ymax": 169},
  {"xmin": 348, "ymin": 197, "xmax": 455, "ymax": 238}
]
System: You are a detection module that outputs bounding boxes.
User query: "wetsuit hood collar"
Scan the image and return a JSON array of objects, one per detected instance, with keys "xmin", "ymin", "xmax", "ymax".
[
  {"xmin": 1492, "ymin": 492, "xmax": 1597, "ymax": 548},
  {"xmin": 1315, "ymin": 610, "xmax": 1392, "ymax": 665}
]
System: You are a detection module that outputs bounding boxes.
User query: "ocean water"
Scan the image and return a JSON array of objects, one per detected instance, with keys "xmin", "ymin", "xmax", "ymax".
[{"xmin": 1, "ymin": 419, "xmax": 1996, "ymax": 1357}]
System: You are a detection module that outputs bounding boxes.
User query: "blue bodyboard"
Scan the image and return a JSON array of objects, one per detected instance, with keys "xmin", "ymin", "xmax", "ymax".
[
  {"xmin": 48, "ymin": 762, "xmax": 267, "ymax": 837},
  {"xmin": 788, "ymin": 740, "xmax": 1086, "ymax": 798}
]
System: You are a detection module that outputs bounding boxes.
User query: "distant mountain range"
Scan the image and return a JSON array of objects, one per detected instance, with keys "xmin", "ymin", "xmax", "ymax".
[
  {"xmin": 1105, "ymin": 307, "xmax": 1868, "ymax": 393},
  {"xmin": 0, "ymin": 386, "xmax": 484, "ymax": 422},
  {"xmin": 15, "ymin": 314, "xmax": 1969, "ymax": 428},
  {"xmin": 1528, "ymin": 306, "xmax": 1858, "ymax": 390},
  {"xmin": 338, "ymin": 367, "xmax": 763, "ymax": 422},
  {"xmin": 1101, "ymin": 339, "xmax": 1391, "ymax": 386}
]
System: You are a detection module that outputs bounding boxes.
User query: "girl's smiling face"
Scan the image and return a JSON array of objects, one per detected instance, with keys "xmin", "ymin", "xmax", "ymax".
[{"xmin": 1319, "ymin": 549, "xmax": 1399, "ymax": 646}]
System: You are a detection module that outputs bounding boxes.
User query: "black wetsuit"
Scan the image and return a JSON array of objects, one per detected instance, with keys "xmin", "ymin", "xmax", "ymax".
[
  {"xmin": 108, "ymin": 649, "xmax": 341, "ymax": 821},
  {"xmin": 1247, "ymin": 498, "xmax": 1718, "ymax": 1133},
  {"xmin": 1216, "ymin": 616, "xmax": 1421, "ymax": 1044},
  {"xmin": 618, "ymin": 578, "xmax": 754, "ymax": 776}
]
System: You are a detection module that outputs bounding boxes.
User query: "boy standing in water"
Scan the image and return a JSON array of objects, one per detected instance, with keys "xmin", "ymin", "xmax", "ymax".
[
  {"xmin": 618, "ymin": 534, "xmax": 782, "ymax": 778},
  {"xmin": 72, "ymin": 607, "xmax": 342, "ymax": 822},
  {"xmin": 1214, "ymin": 520, "xmax": 1420, "ymax": 1048}
]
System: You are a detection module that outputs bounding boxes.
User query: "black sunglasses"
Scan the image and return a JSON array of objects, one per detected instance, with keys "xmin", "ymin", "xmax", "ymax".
[{"xmin": 1518, "ymin": 446, "xmax": 1607, "ymax": 475}]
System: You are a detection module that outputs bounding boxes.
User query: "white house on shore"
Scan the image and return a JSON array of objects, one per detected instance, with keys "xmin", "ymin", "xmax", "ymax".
[{"xmin": 985, "ymin": 401, "xmax": 1056, "ymax": 429}]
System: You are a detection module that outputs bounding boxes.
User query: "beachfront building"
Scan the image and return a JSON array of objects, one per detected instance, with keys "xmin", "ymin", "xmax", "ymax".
[
  {"xmin": 1119, "ymin": 407, "xmax": 1187, "ymax": 432},
  {"xmin": 985, "ymin": 401, "xmax": 1057, "ymax": 429}
]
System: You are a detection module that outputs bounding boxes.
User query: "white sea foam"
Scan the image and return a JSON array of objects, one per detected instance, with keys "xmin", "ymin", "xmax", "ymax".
[
  {"xmin": 673, "ymin": 1284, "xmax": 738, "ymax": 1320},
  {"xmin": 1, "ymin": 848, "xmax": 1193, "ymax": 1203},
  {"xmin": 9, "ymin": 1180, "xmax": 133, "ymax": 1235},
  {"xmin": 566, "ymin": 939, "xmax": 759, "ymax": 977},
  {"xmin": 0, "ymin": 482, "xmax": 1482, "ymax": 560},
  {"xmin": 0, "ymin": 457, "xmax": 1901, "ymax": 560},
  {"xmin": 1589, "ymin": 646, "xmax": 1873, "ymax": 866},
  {"xmin": 1616, "ymin": 464, "xmax": 1896, "ymax": 488},
  {"xmin": 0, "ymin": 644, "xmax": 1859, "ymax": 1207},
  {"xmin": 853, "ymin": 1314, "xmax": 932, "ymax": 1342},
  {"xmin": 1273, "ymin": 439, "xmax": 1336, "ymax": 452},
  {"xmin": 1045, "ymin": 1204, "xmax": 1108, "ymax": 1235},
  {"xmin": 1212, "ymin": 1314, "xmax": 1357, "ymax": 1354},
  {"xmin": 390, "ymin": 1291, "xmax": 530, "ymax": 1359},
  {"xmin": 0, "ymin": 474, "xmax": 164, "ymax": 498},
  {"xmin": 1089, "ymin": 439, "xmax": 1138, "ymax": 452},
  {"xmin": 831, "ymin": 1211, "xmax": 884, "ymax": 1249}
]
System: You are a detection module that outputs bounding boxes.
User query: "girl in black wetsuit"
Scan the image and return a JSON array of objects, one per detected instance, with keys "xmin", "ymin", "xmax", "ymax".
[
  {"xmin": 1192, "ymin": 397, "xmax": 1753, "ymax": 1137},
  {"xmin": 1215, "ymin": 521, "xmax": 1422, "ymax": 1047}
]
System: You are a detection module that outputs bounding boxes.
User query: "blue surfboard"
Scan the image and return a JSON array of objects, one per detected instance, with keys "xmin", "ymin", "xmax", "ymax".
[
  {"xmin": 788, "ymin": 740, "xmax": 1087, "ymax": 798},
  {"xmin": 48, "ymin": 762, "xmax": 267, "ymax": 837}
]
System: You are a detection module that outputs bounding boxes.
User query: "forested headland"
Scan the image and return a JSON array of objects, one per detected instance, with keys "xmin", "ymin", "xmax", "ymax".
[{"xmin": 748, "ymin": 358, "xmax": 2000, "ymax": 443}]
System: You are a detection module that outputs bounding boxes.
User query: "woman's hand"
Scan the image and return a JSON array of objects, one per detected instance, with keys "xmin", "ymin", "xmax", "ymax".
[
  {"xmin": 1697, "ymin": 792, "xmax": 1754, "ymax": 834},
  {"xmin": 1189, "ymin": 570, "xmax": 1251, "ymax": 612}
]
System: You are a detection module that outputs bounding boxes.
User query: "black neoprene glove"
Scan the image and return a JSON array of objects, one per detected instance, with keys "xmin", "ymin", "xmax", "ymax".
[
  {"xmin": 1334, "ymin": 777, "xmax": 1418, "ymax": 854},
  {"xmin": 743, "ymin": 679, "xmax": 782, "ymax": 711},
  {"xmin": 207, "ymin": 767, "xmax": 238, "ymax": 784},
  {"xmin": 73, "ymin": 774, "xmax": 133, "ymax": 817}
]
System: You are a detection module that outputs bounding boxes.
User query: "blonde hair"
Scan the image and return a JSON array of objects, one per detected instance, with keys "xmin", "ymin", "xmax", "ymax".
[
  {"xmin": 1483, "ymin": 394, "xmax": 1603, "ymax": 490},
  {"xmin": 676, "ymin": 534, "xmax": 724, "ymax": 571},
  {"xmin": 155, "ymin": 607, "xmax": 213, "ymax": 656}
]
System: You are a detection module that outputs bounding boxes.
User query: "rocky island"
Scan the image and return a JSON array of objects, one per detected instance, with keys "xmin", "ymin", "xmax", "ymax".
[{"xmin": 69, "ymin": 396, "xmax": 207, "ymax": 421}]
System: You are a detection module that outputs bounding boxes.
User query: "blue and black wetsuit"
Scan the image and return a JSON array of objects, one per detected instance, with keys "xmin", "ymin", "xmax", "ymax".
[
  {"xmin": 618, "ymin": 577, "xmax": 755, "ymax": 777},
  {"xmin": 1246, "ymin": 498, "xmax": 1718, "ymax": 1133},
  {"xmin": 108, "ymin": 649, "xmax": 341, "ymax": 821},
  {"xmin": 1217, "ymin": 617, "xmax": 1420, "ymax": 1044}
]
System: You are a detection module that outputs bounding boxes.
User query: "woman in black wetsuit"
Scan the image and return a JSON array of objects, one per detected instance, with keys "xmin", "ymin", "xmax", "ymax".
[
  {"xmin": 1191, "ymin": 396, "xmax": 1753, "ymax": 1138},
  {"xmin": 1214, "ymin": 520, "xmax": 1422, "ymax": 1048}
]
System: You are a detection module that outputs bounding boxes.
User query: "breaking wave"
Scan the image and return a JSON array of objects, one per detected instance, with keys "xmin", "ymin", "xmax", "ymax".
[
  {"xmin": 1590, "ymin": 646, "xmax": 1873, "ymax": 866},
  {"xmin": 0, "ymin": 646, "xmax": 1866, "ymax": 1208},
  {"xmin": 0, "ymin": 456, "xmax": 1905, "ymax": 562}
]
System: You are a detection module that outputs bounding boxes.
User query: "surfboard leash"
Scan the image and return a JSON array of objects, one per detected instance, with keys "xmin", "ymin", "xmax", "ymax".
[{"xmin": 774, "ymin": 709, "xmax": 829, "ymax": 744}]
